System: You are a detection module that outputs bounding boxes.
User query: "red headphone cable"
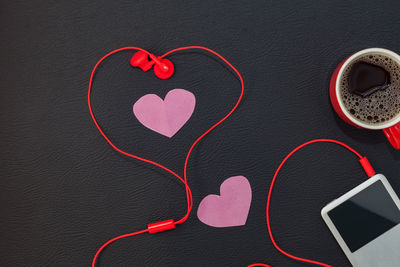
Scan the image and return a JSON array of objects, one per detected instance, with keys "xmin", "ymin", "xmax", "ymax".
[
  {"xmin": 250, "ymin": 139, "xmax": 375, "ymax": 267},
  {"xmin": 88, "ymin": 46, "xmax": 244, "ymax": 266},
  {"xmin": 88, "ymin": 47, "xmax": 376, "ymax": 267}
]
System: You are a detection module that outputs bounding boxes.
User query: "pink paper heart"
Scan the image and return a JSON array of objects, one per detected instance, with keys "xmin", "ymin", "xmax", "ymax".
[
  {"xmin": 133, "ymin": 89, "xmax": 196, "ymax": 137},
  {"xmin": 197, "ymin": 176, "xmax": 252, "ymax": 227}
]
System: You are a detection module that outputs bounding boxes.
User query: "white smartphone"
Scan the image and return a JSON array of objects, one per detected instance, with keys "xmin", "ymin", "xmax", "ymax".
[{"xmin": 321, "ymin": 174, "xmax": 400, "ymax": 267}]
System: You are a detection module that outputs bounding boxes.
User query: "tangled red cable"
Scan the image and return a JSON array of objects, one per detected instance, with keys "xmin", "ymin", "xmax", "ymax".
[
  {"xmin": 251, "ymin": 139, "xmax": 375, "ymax": 267},
  {"xmin": 88, "ymin": 46, "xmax": 244, "ymax": 266},
  {"xmin": 88, "ymin": 46, "xmax": 376, "ymax": 267}
]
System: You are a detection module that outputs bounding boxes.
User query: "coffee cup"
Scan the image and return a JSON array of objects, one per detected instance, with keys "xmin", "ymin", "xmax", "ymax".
[{"xmin": 330, "ymin": 48, "xmax": 400, "ymax": 149}]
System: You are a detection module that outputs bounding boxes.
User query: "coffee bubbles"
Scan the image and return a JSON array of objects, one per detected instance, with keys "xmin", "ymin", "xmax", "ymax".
[{"xmin": 340, "ymin": 54, "xmax": 400, "ymax": 125}]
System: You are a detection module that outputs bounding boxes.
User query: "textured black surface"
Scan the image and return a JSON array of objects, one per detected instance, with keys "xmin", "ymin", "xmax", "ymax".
[{"xmin": 1, "ymin": 0, "xmax": 400, "ymax": 266}]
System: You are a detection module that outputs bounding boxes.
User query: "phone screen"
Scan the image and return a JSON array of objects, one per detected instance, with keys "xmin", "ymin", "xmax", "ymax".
[{"xmin": 328, "ymin": 180, "xmax": 400, "ymax": 252}]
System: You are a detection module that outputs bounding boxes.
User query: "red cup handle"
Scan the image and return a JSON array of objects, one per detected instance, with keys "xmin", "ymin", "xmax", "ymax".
[{"xmin": 383, "ymin": 122, "xmax": 400, "ymax": 149}]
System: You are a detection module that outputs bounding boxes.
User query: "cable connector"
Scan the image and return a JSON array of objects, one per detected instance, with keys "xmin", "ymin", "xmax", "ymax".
[
  {"xmin": 359, "ymin": 157, "xmax": 376, "ymax": 177},
  {"xmin": 148, "ymin": 219, "xmax": 176, "ymax": 234}
]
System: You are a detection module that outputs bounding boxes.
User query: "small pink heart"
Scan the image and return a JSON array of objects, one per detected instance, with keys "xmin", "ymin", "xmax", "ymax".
[
  {"xmin": 197, "ymin": 176, "xmax": 252, "ymax": 228},
  {"xmin": 133, "ymin": 89, "xmax": 196, "ymax": 137}
]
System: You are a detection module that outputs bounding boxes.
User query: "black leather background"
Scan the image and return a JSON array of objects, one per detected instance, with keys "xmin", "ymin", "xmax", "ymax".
[{"xmin": 1, "ymin": 0, "xmax": 400, "ymax": 266}]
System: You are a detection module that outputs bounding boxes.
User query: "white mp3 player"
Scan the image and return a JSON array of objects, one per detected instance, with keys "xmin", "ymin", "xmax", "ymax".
[{"xmin": 321, "ymin": 174, "xmax": 400, "ymax": 266}]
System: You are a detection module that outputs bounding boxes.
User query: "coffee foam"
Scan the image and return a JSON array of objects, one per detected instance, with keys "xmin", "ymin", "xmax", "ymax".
[{"xmin": 340, "ymin": 54, "xmax": 400, "ymax": 126}]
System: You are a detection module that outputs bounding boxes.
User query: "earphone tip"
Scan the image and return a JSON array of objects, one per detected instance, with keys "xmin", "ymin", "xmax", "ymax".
[{"xmin": 154, "ymin": 59, "xmax": 174, "ymax": 79}]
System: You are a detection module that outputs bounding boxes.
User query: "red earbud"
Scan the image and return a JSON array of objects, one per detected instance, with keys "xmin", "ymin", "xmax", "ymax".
[
  {"xmin": 130, "ymin": 51, "xmax": 154, "ymax": 71},
  {"xmin": 130, "ymin": 51, "xmax": 174, "ymax": 79}
]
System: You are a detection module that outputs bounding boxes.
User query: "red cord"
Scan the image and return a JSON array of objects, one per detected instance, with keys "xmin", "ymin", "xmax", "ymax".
[
  {"xmin": 88, "ymin": 46, "xmax": 244, "ymax": 266},
  {"xmin": 88, "ymin": 48, "xmax": 375, "ymax": 267},
  {"xmin": 251, "ymin": 139, "xmax": 375, "ymax": 267}
]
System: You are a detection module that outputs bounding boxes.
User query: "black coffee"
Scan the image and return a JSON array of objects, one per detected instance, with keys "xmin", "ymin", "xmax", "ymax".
[
  {"xmin": 348, "ymin": 62, "xmax": 390, "ymax": 97},
  {"xmin": 340, "ymin": 54, "xmax": 400, "ymax": 125}
]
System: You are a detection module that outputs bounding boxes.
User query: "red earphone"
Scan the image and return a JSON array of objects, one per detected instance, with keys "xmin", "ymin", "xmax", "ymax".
[
  {"xmin": 130, "ymin": 50, "xmax": 175, "ymax": 79},
  {"xmin": 89, "ymin": 46, "xmax": 245, "ymax": 266}
]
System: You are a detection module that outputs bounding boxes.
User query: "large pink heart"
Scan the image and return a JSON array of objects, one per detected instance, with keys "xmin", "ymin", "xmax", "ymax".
[
  {"xmin": 133, "ymin": 89, "xmax": 196, "ymax": 137},
  {"xmin": 197, "ymin": 176, "xmax": 252, "ymax": 227}
]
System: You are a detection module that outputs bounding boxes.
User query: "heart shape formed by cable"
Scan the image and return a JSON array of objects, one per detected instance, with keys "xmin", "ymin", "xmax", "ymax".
[{"xmin": 88, "ymin": 46, "xmax": 245, "ymax": 267}]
